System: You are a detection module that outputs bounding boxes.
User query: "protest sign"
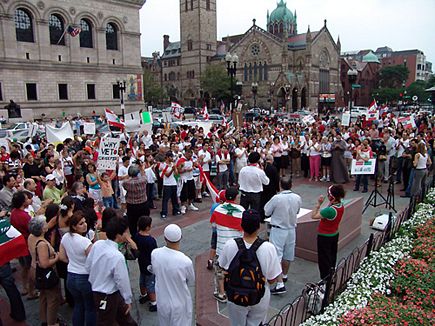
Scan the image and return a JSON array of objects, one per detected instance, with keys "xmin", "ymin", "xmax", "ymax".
[
  {"xmin": 97, "ymin": 138, "xmax": 120, "ymax": 171},
  {"xmin": 28, "ymin": 123, "xmax": 39, "ymax": 137},
  {"xmin": 351, "ymin": 159, "xmax": 376, "ymax": 175},
  {"xmin": 397, "ymin": 116, "xmax": 416, "ymax": 129},
  {"xmin": 341, "ymin": 113, "xmax": 351, "ymax": 126},
  {"xmin": 46, "ymin": 122, "xmax": 74, "ymax": 144},
  {"xmin": 125, "ymin": 111, "xmax": 141, "ymax": 132},
  {"xmin": 141, "ymin": 112, "xmax": 152, "ymax": 124},
  {"xmin": 302, "ymin": 115, "xmax": 315, "ymax": 125},
  {"xmin": 162, "ymin": 112, "xmax": 172, "ymax": 123},
  {"xmin": 84, "ymin": 122, "xmax": 96, "ymax": 135},
  {"xmin": 0, "ymin": 138, "xmax": 9, "ymax": 151}
]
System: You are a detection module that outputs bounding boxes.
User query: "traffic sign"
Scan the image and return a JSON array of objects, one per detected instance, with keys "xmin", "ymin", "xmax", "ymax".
[{"xmin": 412, "ymin": 95, "xmax": 418, "ymax": 102}]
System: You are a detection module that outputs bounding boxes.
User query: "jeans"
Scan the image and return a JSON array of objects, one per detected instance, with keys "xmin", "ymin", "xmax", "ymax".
[
  {"xmin": 102, "ymin": 196, "xmax": 115, "ymax": 208},
  {"xmin": 146, "ymin": 183, "xmax": 155, "ymax": 208},
  {"xmin": 67, "ymin": 272, "xmax": 96, "ymax": 326},
  {"xmin": 0, "ymin": 263, "xmax": 26, "ymax": 322},
  {"xmin": 161, "ymin": 185, "xmax": 180, "ymax": 216},
  {"xmin": 405, "ymin": 169, "xmax": 415, "ymax": 196},
  {"xmin": 355, "ymin": 175, "xmax": 368, "ymax": 191},
  {"xmin": 395, "ymin": 157, "xmax": 403, "ymax": 182}
]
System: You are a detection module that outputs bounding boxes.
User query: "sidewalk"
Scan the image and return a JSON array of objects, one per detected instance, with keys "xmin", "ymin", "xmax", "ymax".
[{"xmin": 0, "ymin": 177, "xmax": 409, "ymax": 325}]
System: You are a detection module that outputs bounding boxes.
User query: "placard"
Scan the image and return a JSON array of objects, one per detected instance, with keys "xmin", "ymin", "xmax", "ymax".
[
  {"xmin": 351, "ymin": 159, "xmax": 376, "ymax": 175},
  {"xmin": 342, "ymin": 113, "xmax": 351, "ymax": 126},
  {"xmin": 125, "ymin": 111, "xmax": 141, "ymax": 132},
  {"xmin": 302, "ymin": 115, "xmax": 315, "ymax": 125},
  {"xmin": 97, "ymin": 137, "xmax": 120, "ymax": 171},
  {"xmin": 0, "ymin": 138, "xmax": 10, "ymax": 151},
  {"xmin": 397, "ymin": 116, "xmax": 416, "ymax": 129},
  {"xmin": 46, "ymin": 122, "xmax": 74, "ymax": 144},
  {"xmin": 84, "ymin": 122, "xmax": 96, "ymax": 135},
  {"xmin": 162, "ymin": 112, "xmax": 172, "ymax": 123}
]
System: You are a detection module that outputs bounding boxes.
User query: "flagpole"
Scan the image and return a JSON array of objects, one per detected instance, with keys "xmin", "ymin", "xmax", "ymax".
[{"xmin": 56, "ymin": 25, "xmax": 69, "ymax": 45}]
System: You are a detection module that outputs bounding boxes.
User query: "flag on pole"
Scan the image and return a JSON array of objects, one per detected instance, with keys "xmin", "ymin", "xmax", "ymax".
[
  {"xmin": 222, "ymin": 116, "xmax": 229, "ymax": 130},
  {"xmin": 220, "ymin": 100, "xmax": 225, "ymax": 112},
  {"xmin": 105, "ymin": 108, "xmax": 125, "ymax": 129},
  {"xmin": 368, "ymin": 99, "xmax": 378, "ymax": 112},
  {"xmin": 367, "ymin": 99, "xmax": 379, "ymax": 121},
  {"xmin": 67, "ymin": 25, "xmax": 81, "ymax": 37},
  {"xmin": 0, "ymin": 219, "xmax": 29, "ymax": 266},
  {"xmin": 171, "ymin": 102, "xmax": 183, "ymax": 119},
  {"xmin": 200, "ymin": 105, "xmax": 209, "ymax": 121},
  {"xmin": 200, "ymin": 168, "xmax": 219, "ymax": 203},
  {"xmin": 141, "ymin": 111, "xmax": 153, "ymax": 124}
]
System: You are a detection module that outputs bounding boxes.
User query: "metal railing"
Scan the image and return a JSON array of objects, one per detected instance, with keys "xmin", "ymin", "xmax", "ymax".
[{"xmin": 263, "ymin": 175, "xmax": 433, "ymax": 326}]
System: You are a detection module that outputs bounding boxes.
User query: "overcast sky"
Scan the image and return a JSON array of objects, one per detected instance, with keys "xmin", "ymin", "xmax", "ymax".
[{"xmin": 140, "ymin": 0, "xmax": 435, "ymax": 65}]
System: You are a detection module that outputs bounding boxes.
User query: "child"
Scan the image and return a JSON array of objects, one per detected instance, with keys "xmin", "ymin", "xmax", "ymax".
[
  {"xmin": 134, "ymin": 216, "xmax": 158, "ymax": 311},
  {"xmin": 100, "ymin": 172, "xmax": 115, "ymax": 208}
]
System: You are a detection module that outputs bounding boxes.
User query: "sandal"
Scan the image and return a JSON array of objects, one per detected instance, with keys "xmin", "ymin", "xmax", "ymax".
[{"xmin": 213, "ymin": 292, "xmax": 227, "ymax": 303}]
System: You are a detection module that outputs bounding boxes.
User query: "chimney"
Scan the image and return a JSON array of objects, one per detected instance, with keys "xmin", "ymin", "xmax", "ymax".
[{"xmin": 163, "ymin": 35, "xmax": 170, "ymax": 50}]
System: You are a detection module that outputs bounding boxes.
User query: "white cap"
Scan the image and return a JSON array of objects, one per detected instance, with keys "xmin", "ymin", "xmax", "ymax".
[
  {"xmin": 164, "ymin": 224, "xmax": 182, "ymax": 243},
  {"xmin": 46, "ymin": 174, "xmax": 56, "ymax": 181}
]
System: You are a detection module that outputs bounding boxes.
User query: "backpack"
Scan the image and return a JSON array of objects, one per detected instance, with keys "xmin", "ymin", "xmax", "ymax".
[{"xmin": 224, "ymin": 237, "xmax": 266, "ymax": 306}]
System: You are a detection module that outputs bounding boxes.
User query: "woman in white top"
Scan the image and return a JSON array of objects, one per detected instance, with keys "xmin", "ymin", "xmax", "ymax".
[
  {"xmin": 280, "ymin": 136, "xmax": 290, "ymax": 177},
  {"xmin": 52, "ymin": 159, "xmax": 65, "ymax": 188},
  {"xmin": 411, "ymin": 142, "xmax": 432, "ymax": 198},
  {"xmin": 59, "ymin": 211, "xmax": 95, "ymax": 326},
  {"xmin": 308, "ymin": 135, "xmax": 322, "ymax": 181},
  {"xmin": 320, "ymin": 136, "xmax": 332, "ymax": 182},
  {"xmin": 271, "ymin": 136, "xmax": 284, "ymax": 176},
  {"xmin": 234, "ymin": 141, "xmax": 248, "ymax": 183}
]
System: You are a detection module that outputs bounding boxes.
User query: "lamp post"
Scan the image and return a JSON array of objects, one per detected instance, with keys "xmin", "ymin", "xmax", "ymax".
[
  {"xmin": 251, "ymin": 82, "xmax": 258, "ymax": 108},
  {"xmin": 226, "ymin": 52, "xmax": 239, "ymax": 111},
  {"xmin": 117, "ymin": 80, "xmax": 127, "ymax": 120},
  {"xmin": 347, "ymin": 69, "xmax": 358, "ymax": 116}
]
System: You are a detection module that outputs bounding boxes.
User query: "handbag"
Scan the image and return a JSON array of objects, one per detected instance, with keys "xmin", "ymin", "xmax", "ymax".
[{"xmin": 35, "ymin": 240, "xmax": 59, "ymax": 290}]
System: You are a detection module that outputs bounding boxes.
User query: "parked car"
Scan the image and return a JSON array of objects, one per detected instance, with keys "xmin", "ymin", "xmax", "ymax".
[
  {"xmin": 183, "ymin": 107, "xmax": 197, "ymax": 120},
  {"xmin": 210, "ymin": 108, "xmax": 222, "ymax": 115}
]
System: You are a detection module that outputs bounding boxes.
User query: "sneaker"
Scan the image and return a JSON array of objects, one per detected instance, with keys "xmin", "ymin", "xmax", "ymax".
[
  {"xmin": 189, "ymin": 203, "xmax": 199, "ymax": 211},
  {"xmin": 180, "ymin": 206, "xmax": 186, "ymax": 214},
  {"xmin": 213, "ymin": 292, "xmax": 228, "ymax": 303},
  {"xmin": 207, "ymin": 259, "xmax": 213, "ymax": 270},
  {"xmin": 203, "ymin": 192, "xmax": 210, "ymax": 197},
  {"xmin": 326, "ymin": 176, "xmax": 330, "ymax": 182},
  {"xmin": 270, "ymin": 286, "xmax": 287, "ymax": 295},
  {"xmin": 139, "ymin": 294, "xmax": 149, "ymax": 304},
  {"xmin": 160, "ymin": 214, "xmax": 167, "ymax": 219},
  {"xmin": 149, "ymin": 304, "xmax": 157, "ymax": 312},
  {"xmin": 283, "ymin": 276, "xmax": 288, "ymax": 283},
  {"xmin": 174, "ymin": 211, "xmax": 182, "ymax": 216},
  {"xmin": 320, "ymin": 176, "xmax": 326, "ymax": 182}
]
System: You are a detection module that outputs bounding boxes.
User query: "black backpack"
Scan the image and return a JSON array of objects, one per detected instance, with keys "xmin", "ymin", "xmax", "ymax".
[{"xmin": 224, "ymin": 237, "xmax": 266, "ymax": 306}]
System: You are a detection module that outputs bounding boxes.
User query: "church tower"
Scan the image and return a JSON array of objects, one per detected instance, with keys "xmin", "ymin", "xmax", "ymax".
[{"xmin": 180, "ymin": 0, "xmax": 217, "ymax": 106}]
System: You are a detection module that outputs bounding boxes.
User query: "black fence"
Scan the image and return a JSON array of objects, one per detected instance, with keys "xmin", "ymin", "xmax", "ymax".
[{"xmin": 264, "ymin": 176, "xmax": 432, "ymax": 326}]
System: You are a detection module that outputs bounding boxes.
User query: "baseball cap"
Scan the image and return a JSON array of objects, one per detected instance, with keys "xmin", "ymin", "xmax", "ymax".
[
  {"xmin": 46, "ymin": 174, "xmax": 56, "ymax": 181},
  {"xmin": 164, "ymin": 224, "xmax": 182, "ymax": 242}
]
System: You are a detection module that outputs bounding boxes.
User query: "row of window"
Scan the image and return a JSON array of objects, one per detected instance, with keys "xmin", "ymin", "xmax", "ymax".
[
  {"xmin": 163, "ymin": 70, "xmax": 196, "ymax": 81},
  {"xmin": 0, "ymin": 82, "xmax": 122, "ymax": 102},
  {"xmin": 244, "ymin": 62, "xmax": 269, "ymax": 82},
  {"xmin": 14, "ymin": 8, "xmax": 119, "ymax": 50},
  {"xmin": 185, "ymin": 0, "xmax": 211, "ymax": 11}
]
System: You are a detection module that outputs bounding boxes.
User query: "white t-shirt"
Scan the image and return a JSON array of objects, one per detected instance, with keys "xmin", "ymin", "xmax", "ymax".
[
  {"xmin": 216, "ymin": 153, "xmax": 230, "ymax": 173},
  {"xmin": 235, "ymin": 148, "xmax": 248, "ymax": 166},
  {"xmin": 61, "ymin": 232, "xmax": 92, "ymax": 274},
  {"xmin": 118, "ymin": 165, "xmax": 129, "ymax": 184},
  {"xmin": 160, "ymin": 163, "xmax": 177, "ymax": 186},
  {"xmin": 198, "ymin": 149, "xmax": 211, "ymax": 172}
]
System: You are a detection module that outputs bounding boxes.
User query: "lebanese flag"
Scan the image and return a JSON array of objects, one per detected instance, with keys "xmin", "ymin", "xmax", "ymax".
[
  {"xmin": 105, "ymin": 108, "xmax": 124, "ymax": 129},
  {"xmin": 368, "ymin": 100, "xmax": 378, "ymax": 112},
  {"xmin": 367, "ymin": 100, "xmax": 379, "ymax": 121},
  {"xmin": 199, "ymin": 167, "xmax": 219, "ymax": 203},
  {"xmin": 222, "ymin": 116, "xmax": 229, "ymax": 130},
  {"xmin": 171, "ymin": 102, "xmax": 183, "ymax": 120},
  {"xmin": 210, "ymin": 202, "xmax": 244, "ymax": 231},
  {"xmin": 200, "ymin": 105, "xmax": 209, "ymax": 121},
  {"xmin": 0, "ymin": 220, "xmax": 29, "ymax": 266}
]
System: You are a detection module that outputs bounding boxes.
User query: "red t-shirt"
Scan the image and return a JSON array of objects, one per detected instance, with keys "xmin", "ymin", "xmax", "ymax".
[
  {"xmin": 10, "ymin": 208, "xmax": 32, "ymax": 240},
  {"xmin": 318, "ymin": 203, "xmax": 344, "ymax": 236}
]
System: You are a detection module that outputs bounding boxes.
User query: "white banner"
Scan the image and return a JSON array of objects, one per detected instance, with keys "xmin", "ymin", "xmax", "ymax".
[
  {"xmin": 28, "ymin": 123, "xmax": 39, "ymax": 138},
  {"xmin": 46, "ymin": 122, "xmax": 74, "ymax": 144},
  {"xmin": 84, "ymin": 122, "xmax": 96, "ymax": 135},
  {"xmin": 342, "ymin": 113, "xmax": 351, "ymax": 126},
  {"xmin": 351, "ymin": 159, "xmax": 376, "ymax": 175},
  {"xmin": 98, "ymin": 138, "xmax": 120, "ymax": 171},
  {"xmin": 302, "ymin": 115, "xmax": 315, "ymax": 125},
  {"xmin": 125, "ymin": 111, "xmax": 141, "ymax": 132}
]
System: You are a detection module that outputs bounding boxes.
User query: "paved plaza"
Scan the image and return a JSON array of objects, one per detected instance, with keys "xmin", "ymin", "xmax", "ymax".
[{"xmin": 0, "ymin": 176, "xmax": 411, "ymax": 326}]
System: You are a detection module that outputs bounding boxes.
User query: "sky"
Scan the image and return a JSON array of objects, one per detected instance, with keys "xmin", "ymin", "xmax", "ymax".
[{"xmin": 139, "ymin": 0, "xmax": 435, "ymax": 65}]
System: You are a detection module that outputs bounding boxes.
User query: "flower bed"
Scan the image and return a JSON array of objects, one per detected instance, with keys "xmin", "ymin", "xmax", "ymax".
[{"xmin": 301, "ymin": 191, "xmax": 435, "ymax": 326}]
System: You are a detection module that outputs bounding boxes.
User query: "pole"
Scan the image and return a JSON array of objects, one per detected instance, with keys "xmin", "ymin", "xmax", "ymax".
[{"xmin": 121, "ymin": 88, "xmax": 125, "ymax": 120}]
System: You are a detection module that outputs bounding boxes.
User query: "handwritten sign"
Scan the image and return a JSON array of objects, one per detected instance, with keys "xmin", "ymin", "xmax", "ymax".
[
  {"xmin": 342, "ymin": 113, "xmax": 351, "ymax": 126},
  {"xmin": 84, "ymin": 122, "xmax": 96, "ymax": 135},
  {"xmin": 351, "ymin": 159, "xmax": 376, "ymax": 175},
  {"xmin": 97, "ymin": 138, "xmax": 120, "ymax": 171}
]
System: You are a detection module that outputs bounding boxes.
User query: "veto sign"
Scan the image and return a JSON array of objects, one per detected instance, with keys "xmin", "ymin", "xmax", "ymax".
[
  {"xmin": 351, "ymin": 159, "xmax": 376, "ymax": 175},
  {"xmin": 97, "ymin": 138, "xmax": 120, "ymax": 171}
]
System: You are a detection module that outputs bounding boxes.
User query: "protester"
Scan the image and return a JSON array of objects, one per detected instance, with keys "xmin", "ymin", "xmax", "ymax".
[
  {"xmin": 159, "ymin": 151, "xmax": 181, "ymax": 219},
  {"xmin": 353, "ymin": 139, "xmax": 374, "ymax": 193},
  {"xmin": 85, "ymin": 217, "xmax": 137, "ymax": 326},
  {"xmin": 219, "ymin": 209, "xmax": 281, "ymax": 326},
  {"xmin": 411, "ymin": 142, "xmax": 431, "ymax": 200},
  {"xmin": 264, "ymin": 177, "xmax": 301, "ymax": 294},
  {"xmin": 311, "ymin": 184, "xmax": 346, "ymax": 281},
  {"xmin": 330, "ymin": 134, "xmax": 349, "ymax": 184},
  {"xmin": 151, "ymin": 224, "xmax": 195, "ymax": 326}
]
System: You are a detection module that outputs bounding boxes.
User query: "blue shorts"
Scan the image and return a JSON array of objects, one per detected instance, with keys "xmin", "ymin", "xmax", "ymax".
[
  {"xmin": 269, "ymin": 227, "xmax": 296, "ymax": 262},
  {"xmin": 139, "ymin": 273, "xmax": 155, "ymax": 293}
]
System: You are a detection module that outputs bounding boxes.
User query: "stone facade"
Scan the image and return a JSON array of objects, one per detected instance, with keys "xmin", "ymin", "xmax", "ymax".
[
  {"xmin": 0, "ymin": 0, "xmax": 146, "ymax": 119},
  {"xmin": 146, "ymin": 0, "xmax": 341, "ymax": 112}
]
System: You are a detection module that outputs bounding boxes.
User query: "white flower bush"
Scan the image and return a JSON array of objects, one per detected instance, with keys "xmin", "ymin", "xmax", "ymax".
[{"xmin": 301, "ymin": 192, "xmax": 435, "ymax": 326}]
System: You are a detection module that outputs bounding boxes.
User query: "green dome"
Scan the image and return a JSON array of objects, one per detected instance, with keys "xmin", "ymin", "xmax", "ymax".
[
  {"xmin": 362, "ymin": 51, "xmax": 380, "ymax": 64},
  {"xmin": 269, "ymin": 0, "xmax": 294, "ymax": 24}
]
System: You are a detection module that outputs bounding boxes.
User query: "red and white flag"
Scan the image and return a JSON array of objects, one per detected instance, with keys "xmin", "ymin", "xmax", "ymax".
[
  {"xmin": 367, "ymin": 100, "xmax": 379, "ymax": 121},
  {"xmin": 105, "ymin": 108, "xmax": 125, "ymax": 129},
  {"xmin": 368, "ymin": 100, "xmax": 378, "ymax": 112},
  {"xmin": 222, "ymin": 116, "xmax": 229, "ymax": 130},
  {"xmin": 171, "ymin": 102, "xmax": 183, "ymax": 120},
  {"xmin": 220, "ymin": 101, "xmax": 225, "ymax": 112},
  {"xmin": 200, "ymin": 105, "xmax": 209, "ymax": 121},
  {"xmin": 200, "ymin": 168, "xmax": 219, "ymax": 203},
  {"xmin": 210, "ymin": 202, "xmax": 244, "ymax": 231},
  {"xmin": 0, "ymin": 220, "xmax": 29, "ymax": 266}
]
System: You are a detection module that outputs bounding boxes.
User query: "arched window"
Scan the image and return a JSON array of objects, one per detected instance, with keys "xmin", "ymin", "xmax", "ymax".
[
  {"xmin": 244, "ymin": 63, "xmax": 248, "ymax": 82},
  {"xmin": 106, "ymin": 23, "xmax": 118, "ymax": 50},
  {"xmin": 79, "ymin": 19, "xmax": 93, "ymax": 48},
  {"xmin": 49, "ymin": 14, "xmax": 65, "ymax": 45},
  {"xmin": 206, "ymin": 0, "xmax": 211, "ymax": 10},
  {"xmin": 15, "ymin": 8, "xmax": 34, "ymax": 42},
  {"xmin": 253, "ymin": 62, "xmax": 258, "ymax": 80},
  {"xmin": 249, "ymin": 63, "xmax": 252, "ymax": 81},
  {"xmin": 259, "ymin": 62, "xmax": 263, "ymax": 81},
  {"xmin": 263, "ymin": 62, "xmax": 268, "ymax": 81}
]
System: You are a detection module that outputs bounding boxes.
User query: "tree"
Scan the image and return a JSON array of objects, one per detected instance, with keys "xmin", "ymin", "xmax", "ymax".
[
  {"xmin": 143, "ymin": 70, "xmax": 165, "ymax": 106},
  {"xmin": 378, "ymin": 65, "xmax": 409, "ymax": 88},
  {"xmin": 426, "ymin": 75, "xmax": 435, "ymax": 89},
  {"xmin": 406, "ymin": 80, "xmax": 430, "ymax": 103},
  {"xmin": 372, "ymin": 87, "xmax": 401, "ymax": 104},
  {"xmin": 200, "ymin": 64, "xmax": 231, "ymax": 101}
]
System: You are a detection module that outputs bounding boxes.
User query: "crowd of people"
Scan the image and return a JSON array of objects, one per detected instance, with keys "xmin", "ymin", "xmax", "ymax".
[{"xmin": 0, "ymin": 107, "xmax": 433, "ymax": 325}]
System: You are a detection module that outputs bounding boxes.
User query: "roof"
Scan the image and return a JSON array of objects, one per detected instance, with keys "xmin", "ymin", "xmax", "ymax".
[
  {"xmin": 362, "ymin": 51, "xmax": 380, "ymax": 64},
  {"xmin": 268, "ymin": 0, "xmax": 295, "ymax": 24},
  {"xmin": 390, "ymin": 49, "xmax": 424, "ymax": 56},
  {"xmin": 287, "ymin": 31, "xmax": 318, "ymax": 49},
  {"xmin": 162, "ymin": 42, "xmax": 181, "ymax": 59}
]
